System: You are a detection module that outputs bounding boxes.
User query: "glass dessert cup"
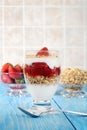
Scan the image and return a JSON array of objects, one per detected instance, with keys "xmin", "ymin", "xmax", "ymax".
[
  {"xmin": 1, "ymin": 72, "xmax": 27, "ymax": 96},
  {"xmin": 60, "ymin": 83, "xmax": 86, "ymax": 98},
  {"xmin": 24, "ymin": 49, "xmax": 61, "ymax": 113}
]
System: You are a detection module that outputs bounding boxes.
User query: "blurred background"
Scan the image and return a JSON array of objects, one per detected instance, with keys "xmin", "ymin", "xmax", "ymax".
[{"xmin": 0, "ymin": 0, "xmax": 87, "ymax": 69}]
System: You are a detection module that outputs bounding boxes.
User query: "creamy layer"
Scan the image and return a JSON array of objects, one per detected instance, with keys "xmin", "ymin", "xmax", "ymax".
[
  {"xmin": 25, "ymin": 57, "xmax": 60, "ymax": 69},
  {"xmin": 26, "ymin": 84, "xmax": 58, "ymax": 100}
]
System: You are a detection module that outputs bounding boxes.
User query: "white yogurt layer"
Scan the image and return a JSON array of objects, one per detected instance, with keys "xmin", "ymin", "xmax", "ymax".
[
  {"xmin": 26, "ymin": 84, "xmax": 58, "ymax": 100},
  {"xmin": 25, "ymin": 57, "xmax": 60, "ymax": 69}
]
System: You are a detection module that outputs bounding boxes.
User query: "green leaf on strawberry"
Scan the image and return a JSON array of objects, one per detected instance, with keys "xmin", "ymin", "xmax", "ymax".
[{"xmin": 15, "ymin": 78, "xmax": 25, "ymax": 84}]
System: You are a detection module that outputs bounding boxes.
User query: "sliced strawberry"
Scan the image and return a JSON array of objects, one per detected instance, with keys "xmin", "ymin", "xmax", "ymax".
[
  {"xmin": 49, "ymin": 67, "xmax": 60, "ymax": 77},
  {"xmin": 1, "ymin": 74, "xmax": 14, "ymax": 84},
  {"xmin": 43, "ymin": 65, "xmax": 54, "ymax": 77},
  {"xmin": 36, "ymin": 47, "xmax": 49, "ymax": 56},
  {"xmin": 55, "ymin": 67, "xmax": 61, "ymax": 75},
  {"xmin": 8, "ymin": 66, "xmax": 17, "ymax": 73},
  {"xmin": 15, "ymin": 64, "xmax": 23, "ymax": 72},
  {"xmin": 31, "ymin": 62, "xmax": 48, "ymax": 77},
  {"xmin": 24, "ymin": 62, "xmax": 61, "ymax": 78},
  {"xmin": 32, "ymin": 62, "xmax": 48, "ymax": 69},
  {"xmin": 24, "ymin": 64, "xmax": 30, "ymax": 75},
  {"xmin": 8, "ymin": 66, "xmax": 22, "ymax": 79},
  {"xmin": 9, "ymin": 73, "xmax": 22, "ymax": 79},
  {"xmin": 25, "ymin": 62, "xmax": 52, "ymax": 77},
  {"xmin": 1, "ymin": 63, "xmax": 12, "ymax": 72}
]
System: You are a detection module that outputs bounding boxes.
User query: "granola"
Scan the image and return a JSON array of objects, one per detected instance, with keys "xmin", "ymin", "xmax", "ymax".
[
  {"xmin": 60, "ymin": 68, "xmax": 87, "ymax": 85},
  {"xmin": 26, "ymin": 75, "xmax": 58, "ymax": 85}
]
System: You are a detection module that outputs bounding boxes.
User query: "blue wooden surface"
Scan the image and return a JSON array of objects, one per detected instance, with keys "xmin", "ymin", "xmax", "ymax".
[
  {"xmin": 0, "ymin": 83, "xmax": 87, "ymax": 130},
  {"xmin": 53, "ymin": 95, "xmax": 87, "ymax": 130}
]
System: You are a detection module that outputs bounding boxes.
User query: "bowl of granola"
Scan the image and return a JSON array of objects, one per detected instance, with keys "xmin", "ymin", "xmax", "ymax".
[{"xmin": 60, "ymin": 68, "xmax": 87, "ymax": 97}]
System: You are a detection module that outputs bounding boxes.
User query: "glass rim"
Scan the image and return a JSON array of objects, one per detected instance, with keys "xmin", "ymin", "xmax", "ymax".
[
  {"xmin": 25, "ymin": 49, "xmax": 60, "ymax": 52},
  {"xmin": 25, "ymin": 50, "xmax": 60, "ymax": 56},
  {"xmin": 1, "ymin": 72, "xmax": 23, "ymax": 74}
]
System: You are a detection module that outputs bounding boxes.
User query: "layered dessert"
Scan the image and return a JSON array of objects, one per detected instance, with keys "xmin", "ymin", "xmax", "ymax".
[{"xmin": 24, "ymin": 47, "xmax": 61, "ymax": 101}]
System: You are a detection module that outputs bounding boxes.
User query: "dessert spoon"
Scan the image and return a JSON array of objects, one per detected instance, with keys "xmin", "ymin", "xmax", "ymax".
[{"xmin": 18, "ymin": 107, "xmax": 87, "ymax": 118}]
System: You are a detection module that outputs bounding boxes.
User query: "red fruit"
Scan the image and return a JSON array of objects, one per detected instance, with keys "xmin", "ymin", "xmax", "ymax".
[
  {"xmin": 32, "ymin": 62, "xmax": 48, "ymax": 76},
  {"xmin": 15, "ymin": 64, "xmax": 23, "ymax": 72},
  {"xmin": 8, "ymin": 66, "xmax": 17, "ymax": 73},
  {"xmin": 36, "ymin": 47, "xmax": 49, "ymax": 56},
  {"xmin": 8, "ymin": 66, "xmax": 22, "ymax": 79},
  {"xmin": 25, "ymin": 63, "xmax": 61, "ymax": 78},
  {"xmin": 25, "ymin": 62, "xmax": 52, "ymax": 77},
  {"xmin": 31, "ymin": 63, "xmax": 43, "ymax": 76},
  {"xmin": 1, "ymin": 74, "xmax": 14, "ymax": 84},
  {"xmin": 32, "ymin": 62, "xmax": 48, "ymax": 68},
  {"xmin": 55, "ymin": 67, "xmax": 61, "ymax": 75},
  {"xmin": 24, "ymin": 64, "xmax": 30, "ymax": 74},
  {"xmin": 1, "ymin": 63, "xmax": 12, "ymax": 72},
  {"xmin": 43, "ymin": 66, "xmax": 52, "ymax": 77},
  {"xmin": 50, "ymin": 67, "xmax": 61, "ymax": 77}
]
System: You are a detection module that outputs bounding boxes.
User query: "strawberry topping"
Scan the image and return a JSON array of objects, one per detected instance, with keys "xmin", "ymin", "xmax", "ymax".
[
  {"xmin": 25, "ymin": 62, "xmax": 60, "ymax": 78},
  {"xmin": 36, "ymin": 47, "xmax": 49, "ymax": 56}
]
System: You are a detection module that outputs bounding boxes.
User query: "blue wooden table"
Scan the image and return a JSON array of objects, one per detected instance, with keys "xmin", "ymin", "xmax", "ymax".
[{"xmin": 0, "ymin": 82, "xmax": 87, "ymax": 130}]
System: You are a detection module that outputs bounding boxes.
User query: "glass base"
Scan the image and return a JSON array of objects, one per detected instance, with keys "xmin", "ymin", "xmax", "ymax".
[
  {"xmin": 61, "ymin": 89, "xmax": 86, "ymax": 98},
  {"xmin": 29, "ymin": 99, "xmax": 54, "ymax": 114},
  {"xmin": 5, "ymin": 89, "xmax": 28, "ymax": 96}
]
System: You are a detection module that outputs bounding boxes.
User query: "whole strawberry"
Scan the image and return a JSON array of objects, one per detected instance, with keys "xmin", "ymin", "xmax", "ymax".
[
  {"xmin": 1, "ymin": 63, "xmax": 12, "ymax": 72},
  {"xmin": 1, "ymin": 74, "xmax": 14, "ymax": 84},
  {"xmin": 15, "ymin": 64, "xmax": 23, "ymax": 72},
  {"xmin": 36, "ymin": 47, "xmax": 49, "ymax": 56},
  {"xmin": 8, "ymin": 66, "xmax": 22, "ymax": 79}
]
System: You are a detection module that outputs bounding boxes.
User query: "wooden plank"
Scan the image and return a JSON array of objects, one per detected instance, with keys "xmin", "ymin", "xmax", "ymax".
[{"xmin": 53, "ymin": 95, "xmax": 87, "ymax": 130}]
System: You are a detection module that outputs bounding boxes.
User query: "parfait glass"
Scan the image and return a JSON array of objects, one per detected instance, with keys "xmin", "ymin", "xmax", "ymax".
[{"xmin": 23, "ymin": 49, "xmax": 61, "ymax": 113}]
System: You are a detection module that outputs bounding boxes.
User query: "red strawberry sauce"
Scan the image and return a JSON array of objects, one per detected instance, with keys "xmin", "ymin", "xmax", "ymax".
[{"xmin": 24, "ymin": 62, "xmax": 60, "ymax": 78}]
